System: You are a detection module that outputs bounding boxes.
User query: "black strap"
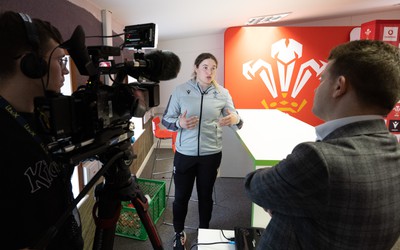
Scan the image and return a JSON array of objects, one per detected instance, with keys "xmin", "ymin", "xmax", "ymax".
[{"xmin": 0, "ymin": 96, "xmax": 48, "ymax": 154}]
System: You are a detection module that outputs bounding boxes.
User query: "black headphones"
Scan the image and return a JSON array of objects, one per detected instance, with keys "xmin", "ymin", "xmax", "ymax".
[{"xmin": 18, "ymin": 13, "xmax": 47, "ymax": 79}]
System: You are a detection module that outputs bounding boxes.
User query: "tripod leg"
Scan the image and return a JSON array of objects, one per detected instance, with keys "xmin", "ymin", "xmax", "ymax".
[
  {"xmin": 92, "ymin": 143, "xmax": 164, "ymax": 250},
  {"xmin": 130, "ymin": 185, "xmax": 163, "ymax": 250},
  {"xmin": 92, "ymin": 184, "xmax": 122, "ymax": 250}
]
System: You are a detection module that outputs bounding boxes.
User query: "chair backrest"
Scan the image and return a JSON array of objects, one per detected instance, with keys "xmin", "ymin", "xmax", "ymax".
[
  {"xmin": 152, "ymin": 116, "xmax": 161, "ymax": 135},
  {"xmin": 152, "ymin": 116, "xmax": 174, "ymax": 139}
]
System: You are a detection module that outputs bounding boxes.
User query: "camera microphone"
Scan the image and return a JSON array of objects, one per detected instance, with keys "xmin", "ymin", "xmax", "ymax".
[
  {"xmin": 125, "ymin": 50, "xmax": 181, "ymax": 82},
  {"xmin": 144, "ymin": 50, "xmax": 181, "ymax": 81}
]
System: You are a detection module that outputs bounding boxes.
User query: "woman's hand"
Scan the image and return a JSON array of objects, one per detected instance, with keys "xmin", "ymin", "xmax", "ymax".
[
  {"xmin": 179, "ymin": 110, "xmax": 199, "ymax": 129},
  {"xmin": 218, "ymin": 109, "xmax": 239, "ymax": 127}
]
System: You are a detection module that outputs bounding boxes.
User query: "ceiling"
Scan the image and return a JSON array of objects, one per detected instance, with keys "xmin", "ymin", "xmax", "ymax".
[{"xmin": 86, "ymin": 0, "xmax": 400, "ymax": 41}]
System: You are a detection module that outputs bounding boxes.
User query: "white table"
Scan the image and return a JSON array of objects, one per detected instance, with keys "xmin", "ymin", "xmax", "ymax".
[
  {"xmin": 234, "ymin": 109, "xmax": 316, "ymax": 227},
  {"xmin": 197, "ymin": 229, "xmax": 235, "ymax": 250}
]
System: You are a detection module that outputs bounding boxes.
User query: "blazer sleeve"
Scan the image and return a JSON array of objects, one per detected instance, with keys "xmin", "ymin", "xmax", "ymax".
[{"xmin": 244, "ymin": 142, "xmax": 329, "ymax": 217}]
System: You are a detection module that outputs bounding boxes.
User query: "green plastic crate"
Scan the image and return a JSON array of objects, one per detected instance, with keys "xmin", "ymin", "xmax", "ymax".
[{"xmin": 115, "ymin": 178, "xmax": 166, "ymax": 240}]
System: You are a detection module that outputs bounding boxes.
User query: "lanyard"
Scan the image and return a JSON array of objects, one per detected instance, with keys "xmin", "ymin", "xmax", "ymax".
[{"xmin": 0, "ymin": 96, "xmax": 48, "ymax": 155}]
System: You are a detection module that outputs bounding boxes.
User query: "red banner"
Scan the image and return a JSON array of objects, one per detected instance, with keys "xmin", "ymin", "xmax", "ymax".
[{"xmin": 224, "ymin": 26, "xmax": 355, "ymax": 126}]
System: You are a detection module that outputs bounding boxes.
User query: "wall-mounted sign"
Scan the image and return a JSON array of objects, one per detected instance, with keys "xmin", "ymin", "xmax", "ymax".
[
  {"xmin": 361, "ymin": 20, "xmax": 400, "ymax": 47},
  {"xmin": 386, "ymin": 102, "xmax": 400, "ymax": 133},
  {"xmin": 224, "ymin": 26, "xmax": 355, "ymax": 126}
]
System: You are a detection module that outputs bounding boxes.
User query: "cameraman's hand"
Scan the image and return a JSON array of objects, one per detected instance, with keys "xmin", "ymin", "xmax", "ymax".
[
  {"xmin": 179, "ymin": 110, "xmax": 199, "ymax": 130},
  {"xmin": 218, "ymin": 109, "xmax": 239, "ymax": 127}
]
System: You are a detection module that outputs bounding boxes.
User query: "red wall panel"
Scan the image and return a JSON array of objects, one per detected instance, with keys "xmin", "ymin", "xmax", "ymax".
[{"xmin": 224, "ymin": 26, "xmax": 355, "ymax": 126}]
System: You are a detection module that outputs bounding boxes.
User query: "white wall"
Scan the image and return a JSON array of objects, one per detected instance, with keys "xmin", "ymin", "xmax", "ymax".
[{"xmin": 154, "ymin": 34, "xmax": 225, "ymax": 114}]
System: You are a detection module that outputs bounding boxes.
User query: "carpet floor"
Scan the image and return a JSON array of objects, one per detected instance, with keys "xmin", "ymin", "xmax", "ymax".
[{"xmin": 113, "ymin": 148, "xmax": 252, "ymax": 250}]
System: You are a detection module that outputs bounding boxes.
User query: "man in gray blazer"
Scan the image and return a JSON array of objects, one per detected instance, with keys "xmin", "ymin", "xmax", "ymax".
[{"xmin": 245, "ymin": 39, "xmax": 400, "ymax": 249}]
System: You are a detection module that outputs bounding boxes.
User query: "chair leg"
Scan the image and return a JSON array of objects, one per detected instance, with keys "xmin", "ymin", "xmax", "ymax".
[
  {"xmin": 213, "ymin": 185, "xmax": 217, "ymax": 205},
  {"xmin": 151, "ymin": 139, "xmax": 173, "ymax": 179},
  {"xmin": 161, "ymin": 172, "xmax": 174, "ymax": 226},
  {"xmin": 166, "ymin": 171, "xmax": 174, "ymax": 198},
  {"xmin": 150, "ymin": 139, "xmax": 161, "ymax": 179}
]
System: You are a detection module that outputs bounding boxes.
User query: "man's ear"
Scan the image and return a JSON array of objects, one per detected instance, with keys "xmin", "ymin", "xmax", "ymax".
[{"xmin": 332, "ymin": 76, "xmax": 347, "ymax": 98}]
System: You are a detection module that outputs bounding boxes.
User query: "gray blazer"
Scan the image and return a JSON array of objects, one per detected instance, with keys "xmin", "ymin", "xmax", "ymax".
[{"xmin": 245, "ymin": 119, "xmax": 400, "ymax": 249}]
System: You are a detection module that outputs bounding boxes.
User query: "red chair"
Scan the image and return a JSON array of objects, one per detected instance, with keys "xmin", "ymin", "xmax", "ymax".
[
  {"xmin": 150, "ymin": 116, "xmax": 177, "ymax": 179},
  {"xmin": 152, "ymin": 116, "xmax": 174, "ymax": 141}
]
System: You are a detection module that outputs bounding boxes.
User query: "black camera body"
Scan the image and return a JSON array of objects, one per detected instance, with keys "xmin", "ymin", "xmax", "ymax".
[
  {"xmin": 35, "ymin": 81, "xmax": 146, "ymax": 147},
  {"xmin": 34, "ymin": 24, "xmax": 180, "ymax": 161}
]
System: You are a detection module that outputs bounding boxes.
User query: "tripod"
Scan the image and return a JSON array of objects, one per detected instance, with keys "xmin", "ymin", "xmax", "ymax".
[
  {"xmin": 92, "ymin": 141, "xmax": 164, "ymax": 250},
  {"xmin": 34, "ymin": 135, "xmax": 164, "ymax": 250}
]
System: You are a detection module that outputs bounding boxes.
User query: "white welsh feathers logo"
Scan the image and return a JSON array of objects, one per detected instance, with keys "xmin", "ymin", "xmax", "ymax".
[{"xmin": 243, "ymin": 38, "xmax": 327, "ymax": 113}]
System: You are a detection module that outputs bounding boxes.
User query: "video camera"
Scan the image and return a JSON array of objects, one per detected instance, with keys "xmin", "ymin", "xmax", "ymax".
[{"xmin": 34, "ymin": 24, "xmax": 181, "ymax": 163}]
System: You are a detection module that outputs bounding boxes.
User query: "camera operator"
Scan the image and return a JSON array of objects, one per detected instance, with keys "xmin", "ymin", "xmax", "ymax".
[{"xmin": 0, "ymin": 11, "xmax": 84, "ymax": 249}]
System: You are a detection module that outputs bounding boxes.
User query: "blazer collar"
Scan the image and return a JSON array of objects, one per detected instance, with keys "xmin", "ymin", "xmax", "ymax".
[
  {"xmin": 316, "ymin": 115, "xmax": 383, "ymax": 140},
  {"xmin": 322, "ymin": 118, "xmax": 388, "ymax": 141}
]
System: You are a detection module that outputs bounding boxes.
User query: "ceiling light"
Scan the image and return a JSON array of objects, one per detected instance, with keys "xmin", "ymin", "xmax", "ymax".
[{"xmin": 246, "ymin": 12, "xmax": 291, "ymax": 25}]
